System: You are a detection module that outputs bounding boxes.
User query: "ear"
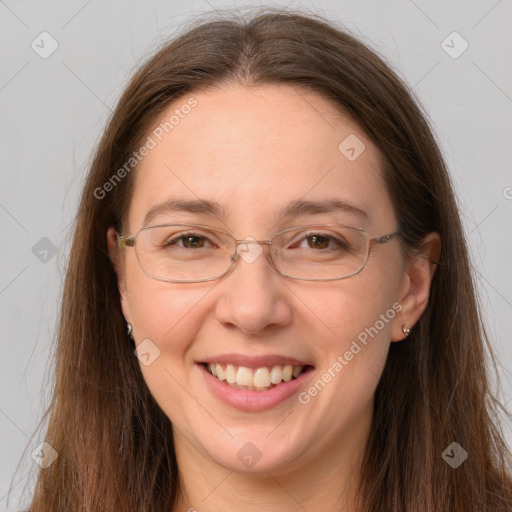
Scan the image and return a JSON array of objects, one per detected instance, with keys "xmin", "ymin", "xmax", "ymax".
[
  {"xmin": 107, "ymin": 226, "xmax": 132, "ymax": 323},
  {"xmin": 391, "ymin": 232, "xmax": 441, "ymax": 341}
]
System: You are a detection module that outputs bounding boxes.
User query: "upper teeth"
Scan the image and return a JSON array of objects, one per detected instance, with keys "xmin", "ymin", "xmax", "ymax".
[{"xmin": 208, "ymin": 363, "xmax": 304, "ymax": 389}]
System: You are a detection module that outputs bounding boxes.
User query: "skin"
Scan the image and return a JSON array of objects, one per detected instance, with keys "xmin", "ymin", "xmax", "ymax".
[{"xmin": 107, "ymin": 83, "xmax": 440, "ymax": 511}]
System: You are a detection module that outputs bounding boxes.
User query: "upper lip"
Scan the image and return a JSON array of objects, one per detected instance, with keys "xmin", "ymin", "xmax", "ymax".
[{"xmin": 198, "ymin": 353, "xmax": 314, "ymax": 368}]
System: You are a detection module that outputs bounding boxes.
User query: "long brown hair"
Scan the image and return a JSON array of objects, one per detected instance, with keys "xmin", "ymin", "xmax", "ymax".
[{"xmin": 23, "ymin": 7, "xmax": 512, "ymax": 511}]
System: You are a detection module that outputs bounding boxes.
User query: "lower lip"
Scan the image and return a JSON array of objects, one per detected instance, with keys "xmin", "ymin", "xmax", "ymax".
[{"xmin": 198, "ymin": 364, "xmax": 314, "ymax": 412}]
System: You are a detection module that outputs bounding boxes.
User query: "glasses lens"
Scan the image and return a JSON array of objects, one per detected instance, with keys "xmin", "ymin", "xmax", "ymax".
[
  {"xmin": 273, "ymin": 225, "xmax": 369, "ymax": 280},
  {"xmin": 134, "ymin": 224, "xmax": 369, "ymax": 282},
  {"xmin": 135, "ymin": 225, "xmax": 234, "ymax": 282}
]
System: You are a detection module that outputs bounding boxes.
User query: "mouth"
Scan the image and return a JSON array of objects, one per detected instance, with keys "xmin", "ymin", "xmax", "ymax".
[{"xmin": 200, "ymin": 362, "xmax": 314, "ymax": 392}]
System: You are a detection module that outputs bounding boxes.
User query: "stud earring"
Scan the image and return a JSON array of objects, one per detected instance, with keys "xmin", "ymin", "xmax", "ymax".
[
  {"xmin": 127, "ymin": 323, "xmax": 133, "ymax": 337},
  {"xmin": 401, "ymin": 325, "xmax": 410, "ymax": 337}
]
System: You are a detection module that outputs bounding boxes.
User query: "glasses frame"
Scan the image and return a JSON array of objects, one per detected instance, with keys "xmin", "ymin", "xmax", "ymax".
[{"xmin": 117, "ymin": 222, "xmax": 399, "ymax": 283}]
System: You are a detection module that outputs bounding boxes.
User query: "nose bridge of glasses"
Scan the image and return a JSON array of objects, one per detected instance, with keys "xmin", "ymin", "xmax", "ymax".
[
  {"xmin": 231, "ymin": 238, "xmax": 274, "ymax": 262},
  {"xmin": 234, "ymin": 238, "xmax": 272, "ymax": 247}
]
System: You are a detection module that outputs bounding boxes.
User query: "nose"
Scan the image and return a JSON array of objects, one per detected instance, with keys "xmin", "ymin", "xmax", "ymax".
[{"xmin": 214, "ymin": 240, "xmax": 293, "ymax": 334}]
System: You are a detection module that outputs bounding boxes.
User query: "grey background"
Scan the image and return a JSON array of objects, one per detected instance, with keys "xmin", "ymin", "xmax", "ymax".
[{"xmin": 1, "ymin": 0, "xmax": 511, "ymax": 509}]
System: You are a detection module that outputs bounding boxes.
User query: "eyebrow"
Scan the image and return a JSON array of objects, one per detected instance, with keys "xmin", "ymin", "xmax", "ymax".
[{"xmin": 142, "ymin": 197, "xmax": 367, "ymax": 228}]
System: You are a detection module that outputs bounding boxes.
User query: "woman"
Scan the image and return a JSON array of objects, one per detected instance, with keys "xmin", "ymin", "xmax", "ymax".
[{"xmin": 27, "ymin": 7, "xmax": 512, "ymax": 511}]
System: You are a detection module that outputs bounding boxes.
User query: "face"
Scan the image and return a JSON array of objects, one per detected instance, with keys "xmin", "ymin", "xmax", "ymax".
[{"xmin": 108, "ymin": 84, "xmax": 424, "ymax": 477}]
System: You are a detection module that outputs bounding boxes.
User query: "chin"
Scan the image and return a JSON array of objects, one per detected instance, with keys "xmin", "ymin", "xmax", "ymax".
[{"xmin": 198, "ymin": 429, "xmax": 307, "ymax": 475}]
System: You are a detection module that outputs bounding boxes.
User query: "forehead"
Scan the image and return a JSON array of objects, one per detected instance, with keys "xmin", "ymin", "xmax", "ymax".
[{"xmin": 127, "ymin": 84, "xmax": 395, "ymax": 234}]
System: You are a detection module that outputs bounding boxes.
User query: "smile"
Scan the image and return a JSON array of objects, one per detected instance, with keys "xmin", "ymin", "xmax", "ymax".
[
  {"xmin": 197, "ymin": 353, "xmax": 315, "ymax": 411},
  {"xmin": 204, "ymin": 363, "xmax": 308, "ymax": 391}
]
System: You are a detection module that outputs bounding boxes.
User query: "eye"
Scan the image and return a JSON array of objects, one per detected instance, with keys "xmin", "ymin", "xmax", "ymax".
[
  {"xmin": 163, "ymin": 232, "xmax": 217, "ymax": 249},
  {"xmin": 291, "ymin": 232, "xmax": 350, "ymax": 251}
]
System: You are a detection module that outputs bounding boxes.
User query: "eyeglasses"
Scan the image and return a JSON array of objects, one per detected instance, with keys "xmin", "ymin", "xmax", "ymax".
[{"xmin": 117, "ymin": 223, "xmax": 399, "ymax": 283}]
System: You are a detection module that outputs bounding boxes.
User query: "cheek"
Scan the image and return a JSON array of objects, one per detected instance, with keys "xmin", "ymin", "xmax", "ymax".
[
  {"xmin": 123, "ymin": 254, "xmax": 209, "ymax": 353},
  {"xmin": 299, "ymin": 281, "xmax": 398, "ymax": 416},
  {"xmin": 299, "ymin": 272, "xmax": 401, "ymax": 389},
  {"xmin": 128, "ymin": 283, "xmax": 206, "ymax": 344},
  {"xmin": 303, "ymin": 275, "xmax": 399, "ymax": 344},
  {"xmin": 124, "ymin": 275, "xmax": 212, "ymax": 418}
]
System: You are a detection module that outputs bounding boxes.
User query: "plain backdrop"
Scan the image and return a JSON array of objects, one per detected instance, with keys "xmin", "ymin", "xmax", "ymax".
[{"xmin": 1, "ymin": 1, "xmax": 511, "ymax": 509}]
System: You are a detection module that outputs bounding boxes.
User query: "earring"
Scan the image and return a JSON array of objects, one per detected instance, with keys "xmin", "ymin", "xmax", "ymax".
[
  {"xmin": 401, "ymin": 325, "xmax": 410, "ymax": 337},
  {"xmin": 127, "ymin": 323, "xmax": 133, "ymax": 337}
]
